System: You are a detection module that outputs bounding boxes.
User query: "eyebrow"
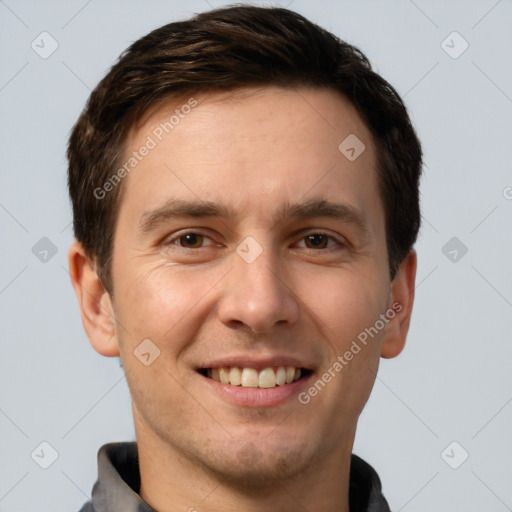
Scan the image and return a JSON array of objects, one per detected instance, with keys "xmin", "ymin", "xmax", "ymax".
[{"xmin": 138, "ymin": 198, "xmax": 369, "ymax": 236}]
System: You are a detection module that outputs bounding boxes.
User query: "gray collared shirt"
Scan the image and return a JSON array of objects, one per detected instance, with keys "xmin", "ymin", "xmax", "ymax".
[{"xmin": 78, "ymin": 442, "xmax": 391, "ymax": 512}]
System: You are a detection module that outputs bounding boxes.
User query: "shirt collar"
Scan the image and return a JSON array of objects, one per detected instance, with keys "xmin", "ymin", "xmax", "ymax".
[{"xmin": 85, "ymin": 442, "xmax": 390, "ymax": 512}]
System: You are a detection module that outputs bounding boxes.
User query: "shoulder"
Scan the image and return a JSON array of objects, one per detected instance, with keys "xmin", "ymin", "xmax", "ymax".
[
  {"xmin": 77, "ymin": 501, "xmax": 95, "ymax": 512},
  {"xmin": 350, "ymin": 454, "xmax": 391, "ymax": 512}
]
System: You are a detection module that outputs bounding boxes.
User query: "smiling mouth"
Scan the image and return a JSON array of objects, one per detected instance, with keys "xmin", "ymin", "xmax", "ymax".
[{"xmin": 198, "ymin": 366, "xmax": 313, "ymax": 389}]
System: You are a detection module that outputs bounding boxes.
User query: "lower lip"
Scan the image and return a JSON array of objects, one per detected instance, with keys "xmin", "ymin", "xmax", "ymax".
[{"xmin": 198, "ymin": 371, "xmax": 313, "ymax": 407}]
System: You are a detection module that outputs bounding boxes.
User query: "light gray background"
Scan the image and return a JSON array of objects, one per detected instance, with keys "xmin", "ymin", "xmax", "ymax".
[{"xmin": 1, "ymin": 1, "xmax": 511, "ymax": 511}]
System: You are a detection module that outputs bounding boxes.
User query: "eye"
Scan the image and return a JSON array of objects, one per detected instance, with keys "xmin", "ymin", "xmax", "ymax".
[
  {"xmin": 169, "ymin": 232, "xmax": 214, "ymax": 249},
  {"xmin": 296, "ymin": 232, "xmax": 344, "ymax": 250}
]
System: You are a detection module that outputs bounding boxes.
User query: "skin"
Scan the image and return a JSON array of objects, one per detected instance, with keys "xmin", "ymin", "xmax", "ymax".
[{"xmin": 69, "ymin": 85, "xmax": 417, "ymax": 512}]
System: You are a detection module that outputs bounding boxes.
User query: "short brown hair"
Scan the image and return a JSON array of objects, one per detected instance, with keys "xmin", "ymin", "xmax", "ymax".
[{"xmin": 67, "ymin": 4, "xmax": 422, "ymax": 294}]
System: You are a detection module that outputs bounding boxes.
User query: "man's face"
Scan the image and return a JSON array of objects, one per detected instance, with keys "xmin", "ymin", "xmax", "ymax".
[{"xmin": 105, "ymin": 86, "xmax": 402, "ymax": 482}]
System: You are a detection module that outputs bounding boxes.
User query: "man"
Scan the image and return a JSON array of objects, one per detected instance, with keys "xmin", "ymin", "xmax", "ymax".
[{"xmin": 67, "ymin": 5, "xmax": 422, "ymax": 511}]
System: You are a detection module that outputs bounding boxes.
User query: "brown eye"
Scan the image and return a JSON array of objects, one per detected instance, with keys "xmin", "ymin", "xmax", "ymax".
[
  {"xmin": 303, "ymin": 233, "xmax": 330, "ymax": 249},
  {"xmin": 178, "ymin": 233, "xmax": 204, "ymax": 248}
]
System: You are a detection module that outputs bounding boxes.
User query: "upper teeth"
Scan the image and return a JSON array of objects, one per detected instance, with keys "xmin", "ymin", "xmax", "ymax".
[{"xmin": 206, "ymin": 366, "xmax": 301, "ymax": 388}]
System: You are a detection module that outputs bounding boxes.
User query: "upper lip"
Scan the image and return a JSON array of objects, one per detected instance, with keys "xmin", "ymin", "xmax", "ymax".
[{"xmin": 197, "ymin": 354, "xmax": 314, "ymax": 371}]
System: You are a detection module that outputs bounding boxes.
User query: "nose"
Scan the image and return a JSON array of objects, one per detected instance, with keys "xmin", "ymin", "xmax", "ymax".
[{"xmin": 217, "ymin": 241, "xmax": 300, "ymax": 334}]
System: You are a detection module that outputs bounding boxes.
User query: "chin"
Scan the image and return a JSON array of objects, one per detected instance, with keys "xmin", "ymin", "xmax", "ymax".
[{"xmin": 201, "ymin": 437, "xmax": 314, "ymax": 488}]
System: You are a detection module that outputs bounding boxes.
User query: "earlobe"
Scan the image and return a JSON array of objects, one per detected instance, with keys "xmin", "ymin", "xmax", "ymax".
[
  {"xmin": 380, "ymin": 249, "xmax": 417, "ymax": 359},
  {"xmin": 67, "ymin": 241, "xmax": 120, "ymax": 357}
]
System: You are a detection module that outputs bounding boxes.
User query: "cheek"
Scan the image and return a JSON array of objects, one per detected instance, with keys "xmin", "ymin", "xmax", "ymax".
[
  {"xmin": 298, "ymin": 265, "xmax": 387, "ymax": 410},
  {"xmin": 113, "ymin": 259, "xmax": 222, "ymax": 347},
  {"xmin": 312, "ymin": 268, "xmax": 388, "ymax": 402},
  {"xmin": 300, "ymin": 273, "xmax": 386, "ymax": 435},
  {"xmin": 299, "ymin": 264, "xmax": 388, "ymax": 348}
]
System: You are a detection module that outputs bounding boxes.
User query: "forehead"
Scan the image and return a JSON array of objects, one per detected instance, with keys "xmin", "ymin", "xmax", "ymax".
[{"xmin": 118, "ymin": 85, "xmax": 383, "ymax": 233}]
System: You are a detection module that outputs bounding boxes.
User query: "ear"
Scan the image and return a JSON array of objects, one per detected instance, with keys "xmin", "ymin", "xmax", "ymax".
[
  {"xmin": 380, "ymin": 249, "xmax": 417, "ymax": 359},
  {"xmin": 67, "ymin": 240, "xmax": 120, "ymax": 357}
]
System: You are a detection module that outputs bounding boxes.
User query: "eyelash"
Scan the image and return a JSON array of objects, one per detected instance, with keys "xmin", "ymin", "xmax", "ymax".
[{"xmin": 165, "ymin": 230, "xmax": 346, "ymax": 251}]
